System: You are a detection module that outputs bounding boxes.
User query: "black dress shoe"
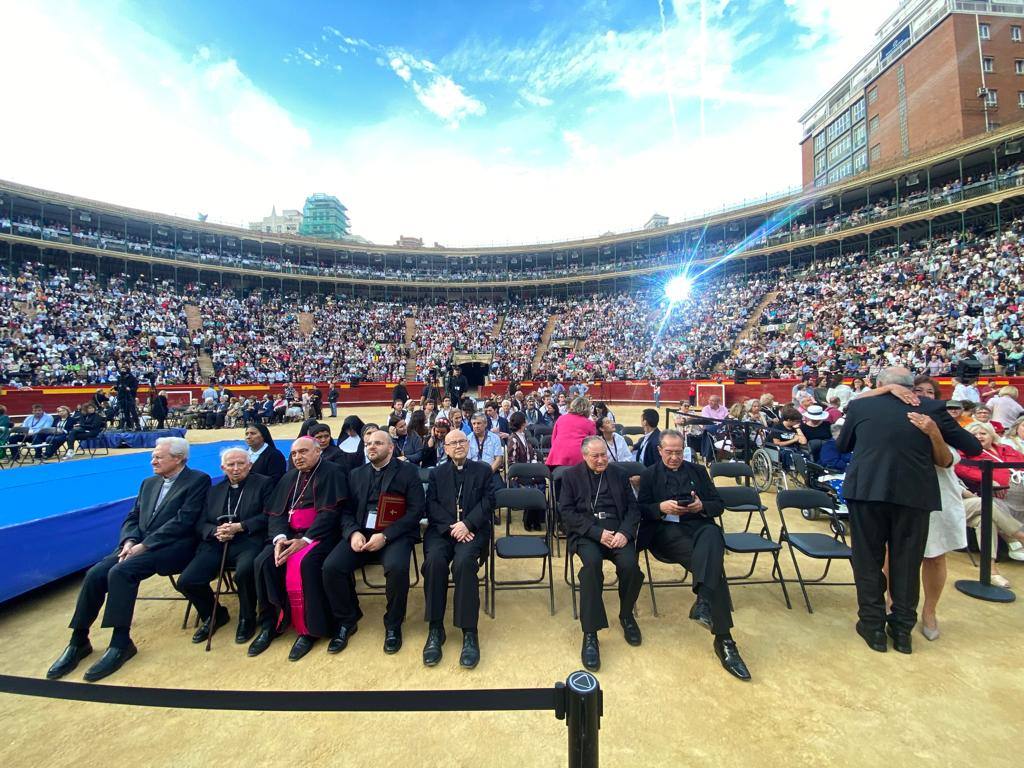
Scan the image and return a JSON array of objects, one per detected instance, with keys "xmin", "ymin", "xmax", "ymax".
[
  {"xmin": 83, "ymin": 643, "xmax": 137, "ymax": 682},
  {"xmin": 714, "ymin": 637, "xmax": 751, "ymax": 681},
  {"xmin": 422, "ymin": 626, "xmax": 446, "ymax": 666},
  {"xmin": 856, "ymin": 622, "xmax": 888, "ymax": 653},
  {"xmin": 46, "ymin": 642, "xmax": 93, "ymax": 680},
  {"xmin": 191, "ymin": 607, "xmax": 230, "ymax": 644},
  {"xmin": 235, "ymin": 618, "xmax": 256, "ymax": 645},
  {"xmin": 688, "ymin": 598, "xmax": 713, "ymax": 633},
  {"xmin": 620, "ymin": 616, "xmax": 642, "ymax": 647},
  {"xmin": 581, "ymin": 632, "xmax": 600, "ymax": 672},
  {"xmin": 886, "ymin": 623, "xmax": 912, "ymax": 655},
  {"xmin": 459, "ymin": 631, "xmax": 480, "ymax": 669},
  {"xmin": 383, "ymin": 627, "xmax": 403, "ymax": 655},
  {"xmin": 248, "ymin": 628, "xmax": 276, "ymax": 657},
  {"xmin": 288, "ymin": 635, "xmax": 316, "ymax": 661},
  {"xmin": 328, "ymin": 624, "xmax": 358, "ymax": 654}
]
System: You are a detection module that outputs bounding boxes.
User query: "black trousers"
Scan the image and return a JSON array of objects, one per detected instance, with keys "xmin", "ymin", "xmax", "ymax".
[
  {"xmin": 573, "ymin": 537, "xmax": 644, "ymax": 634},
  {"xmin": 848, "ymin": 501, "xmax": 930, "ymax": 633},
  {"xmin": 421, "ymin": 530, "xmax": 487, "ymax": 630},
  {"xmin": 322, "ymin": 536, "xmax": 415, "ymax": 631},
  {"xmin": 254, "ymin": 540, "xmax": 336, "ymax": 638},
  {"xmin": 649, "ymin": 519, "xmax": 733, "ymax": 634},
  {"xmin": 69, "ymin": 539, "xmax": 196, "ymax": 633},
  {"xmin": 118, "ymin": 396, "xmax": 139, "ymax": 430},
  {"xmin": 176, "ymin": 538, "xmax": 262, "ymax": 623},
  {"xmin": 66, "ymin": 429, "xmax": 100, "ymax": 450}
]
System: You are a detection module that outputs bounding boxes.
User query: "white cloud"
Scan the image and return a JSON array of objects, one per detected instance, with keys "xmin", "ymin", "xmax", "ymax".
[
  {"xmin": 518, "ymin": 89, "xmax": 554, "ymax": 107},
  {"xmin": 411, "ymin": 75, "xmax": 486, "ymax": 126}
]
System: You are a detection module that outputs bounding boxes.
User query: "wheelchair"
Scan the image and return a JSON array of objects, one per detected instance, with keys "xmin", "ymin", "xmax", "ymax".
[{"xmin": 750, "ymin": 442, "xmax": 848, "ymax": 524}]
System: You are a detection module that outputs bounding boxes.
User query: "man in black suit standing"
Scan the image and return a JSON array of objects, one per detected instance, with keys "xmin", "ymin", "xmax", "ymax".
[
  {"xmin": 560, "ymin": 437, "xmax": 643, "ymax": 672},
  {"xmin": 421, "ymin": 430, "xmax": 495, "ymax": 668},
  {"xmin": 175, "ymin": 447, "xmax": 275, "ymax": 646},
  {"xmin": 638, "ymin": 429, "xmax": 750, "ymax": 680},
  {"xmin": 47, "ymin": 437, "xmax": 210, "ymax": 681},
  {"xmin": 837, "ymin": 367, "xmax": 981, "ymax": 654},
  {"xmin": 634, "ymin": 408, "xmax": 661, "ymax": 466},
  {"xmin": 448, "ymin": 366, "xmax": 469, "ymax": 406},
  {"xmin": 322, "ymin": 430, "xmax": 426, "ymax": 656}
]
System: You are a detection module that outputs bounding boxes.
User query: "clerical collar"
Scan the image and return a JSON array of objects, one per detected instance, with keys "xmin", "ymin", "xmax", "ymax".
[
  {"xmin": 453, "ymin": 460, "xmax": 466, "ymax": 470},
  {"xmin": 162, "ymin": 467, "xmax": 184, "ymax": 483},
  {"xmin": 371, "ymin": 459, "xmax": 390, "ymax": 472}
]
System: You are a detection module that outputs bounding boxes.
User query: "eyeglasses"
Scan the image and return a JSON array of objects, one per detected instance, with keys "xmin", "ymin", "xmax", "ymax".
[{"xmin": 660, "ymin": 449, "xmax": 684, "ymax": 456}]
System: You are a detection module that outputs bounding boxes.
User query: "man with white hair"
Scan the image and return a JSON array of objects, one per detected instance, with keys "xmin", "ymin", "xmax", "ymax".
[
  {"xmin": 175, "ymin": 447, "xmax": 275, "ymax": 646},
  {"xmin": 47, "ymin": 437, "xmax": 211, "ymax": 682}
]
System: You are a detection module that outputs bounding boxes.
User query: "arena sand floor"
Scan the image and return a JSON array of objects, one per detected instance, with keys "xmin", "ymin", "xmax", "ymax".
[{"xmin": 0, "ymin": 405, "xmax": 1020, "ymax": 767}]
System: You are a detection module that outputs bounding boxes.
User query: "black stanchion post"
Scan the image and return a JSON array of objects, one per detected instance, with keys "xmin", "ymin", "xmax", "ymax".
[
  {"xmin": 561, "ymin": 670, "xmax": 601, "ymax": 768},
  {"xmin": 956, "ymin": 460, "xmax": 1015, "ymax": 603}
]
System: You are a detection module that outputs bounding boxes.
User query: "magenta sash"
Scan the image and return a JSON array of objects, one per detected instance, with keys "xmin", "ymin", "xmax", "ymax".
[{"xmin": 282, "ymin": 507, "xmax": 317, "ymax": 636}]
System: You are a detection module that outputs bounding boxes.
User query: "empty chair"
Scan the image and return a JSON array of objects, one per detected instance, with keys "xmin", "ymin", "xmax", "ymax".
[
  {"xmin": 715, "ymin": 485, "xmax": 791, "ymax": 609},
  {"xmin": 488, "ymin": 487, "xmax": 554, "ymax": 617},
  {"xmin": 775, "ymin": 488, "xmax": 853, "ymax": 613}
]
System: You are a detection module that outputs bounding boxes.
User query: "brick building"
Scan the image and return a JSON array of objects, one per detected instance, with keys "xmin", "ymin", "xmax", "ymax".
[{"xmin": 800, "ymin": 0, "xmax": 1024, "ymax": 188}]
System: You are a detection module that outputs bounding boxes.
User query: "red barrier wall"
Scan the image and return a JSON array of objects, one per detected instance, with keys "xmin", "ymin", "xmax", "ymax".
[{"xmin": 3, "ymin": 378, "xmax": 1020, "ymax": 418}]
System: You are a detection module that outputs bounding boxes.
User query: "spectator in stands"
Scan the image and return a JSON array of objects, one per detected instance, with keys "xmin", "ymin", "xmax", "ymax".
[
  {"xmin": 546, "ymin": 397, "xmax": 598, "ymax": 469},
  {"xmin": 1004, "ymin": 416, "xmax": 1024, "ymax": 454},
  {"xmin": 244, "ymin": 423, "xmax": 286, "ymax": 484},
  {"xmin": 970, "ymin": 404, "xmax": 1003, "ymax": 434}
]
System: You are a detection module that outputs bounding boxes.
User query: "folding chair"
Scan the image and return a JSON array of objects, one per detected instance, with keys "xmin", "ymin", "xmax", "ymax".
[
  {"xmin": 550, "ymin": 465, "xmax": 573, "ymax": 557},
  {"xmin": 540, "ymin": 435, "xmax": 553, "ymax": 451},
  {"xmin": 716, "ymin": 485, "xmax": 791, "ymax": 609},
  {"xmin": 623, "ymin": 426, "xmax": 645, "ymax": 436},
  {"xmin": 80, "ymin": 429, "xmax": 110, "ymax": 457},
  {"xmin": 357, "ymin": 547, "xmax": 421, "ymax": 595},
  {"xmin": 776, "ymin": 488, "xmax": 853, "ymax": 613},
  {"xmin": 488, "ymin": 487, "xmax": 554, "ymax": 617},
  {"xmin": 505, "ymin": 462, "xmax": 551, "ymax": 530},
  {"xmin": 178, "ymin": 569, "xmax": 240, "ymax": 629}
]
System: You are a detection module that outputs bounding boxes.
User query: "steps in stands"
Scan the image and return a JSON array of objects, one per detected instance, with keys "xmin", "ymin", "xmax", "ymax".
[
  {"xmin": 184, "ymin": 304, "xmax": 203, "ymax": 332},
  {"xmin": 532, "ymin": 313, "xmax": 560, "ymax": 373},
  {"xmin": 404, "ymin": 316, "xmax": 418, "ymax": 380},
  {"xmin": 491, "ymin": 312, "xmax": 506, "ymax": 339},
  {"xmin": 197, "ymin": 352, "xmax": 215, "ymax": 380},
  {"xmin": 298, "ymin": 312, "xmax": 314, "ymax": 335},
  {"xmin": 736, "ymin": 289, "xmax": 779, "ymax": 342}
]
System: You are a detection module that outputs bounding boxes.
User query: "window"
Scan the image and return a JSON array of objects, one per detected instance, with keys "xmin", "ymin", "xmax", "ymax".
[
  {"xmin": 868, "ymin": 87, "xmax": 878, "ymax": 105},
  {"xmin": 1017, "ymin": 60, "xmax": 1024, "ymax": 74},
  {"xmin": 853, "ymin": 122, "xmax": 867, "ymax": 149},
  {"xmin": 1019, "ymin": 91, "xmax": 1024, "ymax": 107},
  {"xmin": 980, "ymin": 23, "xmax": 990, "ymax": 41},
  {"xmin": 851, "ymin": 98, "xmax": 866, "ymax": 123},
  {"xmin": 869, "ymin": 115, "xmax": 880, "ymax": 134},
  {"xmin": 815, "ymin": 152, "xmax": 827, "ymax": 176},
  {"xmin": 826, "ymin": 159, "xmax": 853, "ymax": 185},
  {"xmin": 984, "ymin": 57, "xmax": 994, "ymax": 73},
  {"xmin": 825, "ymin": 111, "xmax": 851, "ymax": 143},
  {"xmin": 814, "ymin": 132, "xmax": 826, "ymax": 153},
  {"xmin": 986, "ymin": 89, "xmax": 999, "ymax": 107},
  {"xmin": 1013, "ymin": 25, "xmax": 1022, "ymax": 42},
  {"xmin": 827, "ymin": 134, "xmax": 853, "ymax": 165},
  {"xmin": 853, "ymin": 149, "xmax": 868, "ymax": 174},
  {"xmin": 870, "ymin": 144, "xmax": 881, "ymax": 162}
]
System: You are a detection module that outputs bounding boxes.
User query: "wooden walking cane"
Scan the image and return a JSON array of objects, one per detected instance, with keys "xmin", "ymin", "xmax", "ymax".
[{"xmin": 206, "ymin": 540, "xmax": 231, "ymax": 653}]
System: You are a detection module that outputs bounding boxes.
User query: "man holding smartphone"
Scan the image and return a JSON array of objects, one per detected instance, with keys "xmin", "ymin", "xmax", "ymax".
[{"xmin": 637, "ymin": 430, "xmax": 751, "ymax": 681}]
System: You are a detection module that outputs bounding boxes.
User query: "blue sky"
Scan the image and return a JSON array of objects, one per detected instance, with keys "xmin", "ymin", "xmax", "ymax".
[{"xmin": 1, "ymin": 1, "xmax": 900, "ymax": 245}]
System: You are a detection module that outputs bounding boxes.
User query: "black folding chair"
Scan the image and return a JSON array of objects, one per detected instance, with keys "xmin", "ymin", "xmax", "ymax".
[
  {"xmin": 623, "ymin": 426, "xmax": 645, "ymax": 436},
  {"xmin": 357, "ymin": 547, "xmax": 421, "ymax": 595},
  {"xmin": 716, "ymin": 485, "xmax": 791, "ymax": 609},
  {"xmin": 80, "ymin": 429, "xmax": 110, "ymax": 457},
  {"xmin": 776, "ymin": 489, "xmax": 853, "ymax": 613},
  {"xmin": 505, "ymin": 462, "xmax": 551, "ymax": 528},
  {"xmin": 540, "ymin": 435, "xmax": 553, "ymax": 450},
  {"xmin": 488, "ymin": 487, "xmax": 554, "ymax": 617}
]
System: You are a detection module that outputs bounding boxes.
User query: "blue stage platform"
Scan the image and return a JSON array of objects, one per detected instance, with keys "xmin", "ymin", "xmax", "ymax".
[{"xmin": 0, "ymin": 439, "xmax": 292, "ymax": 603}]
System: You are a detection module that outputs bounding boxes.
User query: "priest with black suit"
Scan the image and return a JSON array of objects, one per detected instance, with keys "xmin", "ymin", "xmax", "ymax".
[
  {"xmin": 560, "ymin": 436, "xmax": 644, "ymax": 672},
  {"xmin": 47, "ymin": 437, "xmax": 211, "ymax": 682},
  {"xmin": 175, "ymin": 447, "xmax": 275, "ymax": 646},
  {"xmin": 249, "ymin": 437, "xmax": 349, "ymax": 661},
  {"xmin": 634, "ymin": 408, "xmax": 661, "ymax": 466},
  {"xmin": 837, "ymin": 366, "xmax": 981, "ymax": 654},
  {"xmin": 637, "ymin": 429, "xmax": 751, "ymax": 681},
  {"xmin": 421, "ymin": 430, "xmax": 495, "ymax": 669},
  {"xmin": 322, "ymin": 430, "xmax": 426, "ymax": 656}
]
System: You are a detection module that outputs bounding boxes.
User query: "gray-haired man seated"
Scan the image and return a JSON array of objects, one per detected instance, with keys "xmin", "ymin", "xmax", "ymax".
[{"xmin": 46, "ymin": 437, "xmax": 211, "ymax": 682}]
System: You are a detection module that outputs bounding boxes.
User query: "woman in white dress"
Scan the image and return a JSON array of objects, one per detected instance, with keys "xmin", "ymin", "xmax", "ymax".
[{"xmin": 909, "ymin": 376, "xmax": 968, "ymax": 641}]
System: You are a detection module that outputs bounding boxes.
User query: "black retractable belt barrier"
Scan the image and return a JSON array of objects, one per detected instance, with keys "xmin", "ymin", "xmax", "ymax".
[
  {"xmin": 955, "ymin": 458, "xmax": 1020, "ymax": 604},
  {"xmin": 0, "ymin": 670, "xmax": 603, "ymax": 768}
]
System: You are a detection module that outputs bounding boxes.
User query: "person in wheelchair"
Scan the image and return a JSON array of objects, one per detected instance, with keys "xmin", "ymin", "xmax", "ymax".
[
  {"xmin": 818, "ymin": 422, "xmax": 853, "ymax": 473},
  {"xmin": 769, "ymin": 406, "xmax": 808, "ymax": 471}
]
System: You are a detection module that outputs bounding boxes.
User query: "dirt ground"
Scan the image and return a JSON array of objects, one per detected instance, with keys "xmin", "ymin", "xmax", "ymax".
[{"xmin": 0, "ymin": 405, "xmax": 1020, "ymax": 767}]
